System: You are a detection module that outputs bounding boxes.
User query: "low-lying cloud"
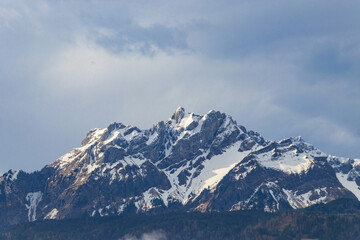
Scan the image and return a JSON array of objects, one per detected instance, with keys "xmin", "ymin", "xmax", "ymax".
[{"xmin": 120, "ymin": 230, "xmax": 167, "ymax": 240}]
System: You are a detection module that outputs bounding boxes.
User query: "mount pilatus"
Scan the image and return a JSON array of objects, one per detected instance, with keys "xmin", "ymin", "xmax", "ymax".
[{"xmin": 1, "ymin": 107, "xmax": 359, "ymax": 227}]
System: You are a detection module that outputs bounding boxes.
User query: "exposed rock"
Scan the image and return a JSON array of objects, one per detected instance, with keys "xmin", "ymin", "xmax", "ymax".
[{"xmin": 0, "ymin": 107, "xmax": 358, "ymax": 228}]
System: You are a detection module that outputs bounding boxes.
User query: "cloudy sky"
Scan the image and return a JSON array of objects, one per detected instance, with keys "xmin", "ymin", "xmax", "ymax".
[{"xmin": 1, "ymin": 0, "xmax": 360, "ymax": 174}]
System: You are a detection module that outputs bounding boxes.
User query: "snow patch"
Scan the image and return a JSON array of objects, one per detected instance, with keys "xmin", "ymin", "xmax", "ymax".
[
  {"xmin": 103, "ymin": 130, "xmax": 121, "ymax": 145},
  {"xmin": 257, "ymin": 151, "xmax": 314, "ymax": 174},
  {"xmin": 336, "ymin": 172, "xmax": 360, "ymax": 200},
  {"xmin": 177, "ymin": 113, "xmax": 201, "ymax": 131},
  {"xmin": 9, "ymin": 170, "xmax": 19, "ymax": 181},
  {"xmin": 123, "ymin": 128, "xmax": 140, "ymax": 142},
  {"xmin": 44, "ymin": 208, "xmax": 58, "ymax": 220},
  {"xmin": 146, "ymin": 132, "xmax": 158, "ymax": 145},
  {"xmin": 162, "ymin": 142, "xmax": 254, "ymax": 205},
  {"xmin": 282, "ymin": 188, "xmax": 328, "ymax": 208},
  {"xmin": 25, "ymin": 191, "xmax": 43, "ymax": 222},
  {"xmin": 198, "ymin": 143, "xmax": 252, "ymax": 193},
  {"xmin": 87, "ymin": 163, "xmax": 99, "ymax": 174},
  {"xmin": 77, "ymin": 128, "xmax": 107, "ymax": 151},
  {"xmin": 233, "ymin": 165, "xmax": 256, "ymax": 180},
  {"xmin": 230, "ymin": 182, "xmax": 281, "ymax": 211},
  {"xmin": 122, "ymin": 156, "xmax": 146, "ymax": 167},
  {"xmin": 98, "ymin": 208, "xmax": 103, "ymax": 216},
  {"xmin": 203, "ymin": 163, "xmax": 238, "ymax": 190}
]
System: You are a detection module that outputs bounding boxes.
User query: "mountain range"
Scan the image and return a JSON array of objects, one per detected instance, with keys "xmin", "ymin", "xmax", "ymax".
[{"xmin": 0, "ymin": 107, "xmax": 359, "ymax": 228}]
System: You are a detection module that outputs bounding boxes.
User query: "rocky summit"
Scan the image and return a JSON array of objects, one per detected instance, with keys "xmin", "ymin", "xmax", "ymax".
[{"xmin": 0, "ymin": 107, "xmax": 359, "ymax": 228}]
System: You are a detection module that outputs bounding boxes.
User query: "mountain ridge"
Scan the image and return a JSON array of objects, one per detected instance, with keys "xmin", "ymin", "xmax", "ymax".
[{"xmin": 0, "ymin": 107, "xmax": 359, "ymax": 228}]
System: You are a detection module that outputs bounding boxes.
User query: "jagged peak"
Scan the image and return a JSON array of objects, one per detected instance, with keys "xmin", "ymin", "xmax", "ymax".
[
  {"xmin": 202, "ymin": 110, "xmax": 239, "ymax": 128},
  {"xmin": 206, "ymin": 109, "xmax": 216, "ymax": 114},
  {"xmin": 291, "ymin": 136, "xmax": 304, "ymax": 142},
  {"xmin": 2, "ymin": 169, "xmax": 20, "ymax": 181},
  {"xmin": 169, "ymin": 108, "xmax": 236, "ymax": 131},
  {"xmin": 171, "ymin": 107, "xmax": 185, "ymax": 123},
  {"xmin": 202, "ymin": 109, "xmax": 220, "ymax": 119},
  {"xmin": 107, "ymin": 122, "xmax": 126, "ymax": 133},
  {"xmin": 277, "ymin": 136, "xmax": 305, "ymax": 146},
  {"xmin": 170, "ymin": 108, "xmax": 232, "ymax": 124}
]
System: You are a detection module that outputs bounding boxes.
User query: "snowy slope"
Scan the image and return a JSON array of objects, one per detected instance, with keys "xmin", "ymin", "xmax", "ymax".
[
  {"xmin": 253, "ymin": 137, "xmax": 327, "ymax": 174},
  {"xmin": 48, "ymin": 107, "xmax": 259, "ymax": 210},
  {"xmin": 0, "ymin": 107, "xmax": 358, "ymax": 226},
  {"xmin": 328, "ymin": 156, "xmax": 360, "ymax": 200}
]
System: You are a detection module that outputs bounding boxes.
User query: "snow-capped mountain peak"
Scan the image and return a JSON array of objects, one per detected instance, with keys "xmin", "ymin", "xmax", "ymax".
[{"xmin": 0, "ymin": 108, "xmax": 358, "ymax": 226}]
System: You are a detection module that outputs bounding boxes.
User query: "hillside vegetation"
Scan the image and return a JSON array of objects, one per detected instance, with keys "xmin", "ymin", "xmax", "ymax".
[{"xmin": 1, "ymin": 198, "xmax": 360, "ymax": 240}]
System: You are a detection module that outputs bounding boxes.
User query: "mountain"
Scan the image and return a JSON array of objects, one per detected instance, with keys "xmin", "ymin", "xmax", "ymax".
[{"xmin": 0, "ymin": 107, "xmax": 359, "ymax": 228}]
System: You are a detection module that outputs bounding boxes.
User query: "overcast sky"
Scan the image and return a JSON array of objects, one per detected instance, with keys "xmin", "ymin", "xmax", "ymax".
[{"xmin": 1, "ymin": 0, "xmax": 360, "ymax": 174}]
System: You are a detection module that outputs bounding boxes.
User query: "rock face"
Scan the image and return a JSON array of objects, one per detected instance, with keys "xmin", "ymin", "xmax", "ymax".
[{"xmin": 0, "ymin": 107, "xmax": 358, "ymax": 227}]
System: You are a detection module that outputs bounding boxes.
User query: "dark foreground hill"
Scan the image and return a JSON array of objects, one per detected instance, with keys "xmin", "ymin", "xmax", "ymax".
[{"xmin": 2, "ymin": 198, "xmax": 360, "ymax": 240}]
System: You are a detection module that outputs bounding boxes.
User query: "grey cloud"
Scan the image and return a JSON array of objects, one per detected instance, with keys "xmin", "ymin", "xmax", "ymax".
[
  {"xmin": 303, "ymin": 43, "xmax": 360, "ymax": 85},
  {"xmin": 1, "ymin": 0, "xmax": 360, "ymax": 173},
  {"xmin": 91, "ymin": 24, "xmax": 188, "ymax": 56},
  {"xmin": 306, "ymin": 45, "xmax": 352, "ymax": 76},
  {"xmin": 184, "ymin": 1, "xmax": 360, "ymax": 57}
]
